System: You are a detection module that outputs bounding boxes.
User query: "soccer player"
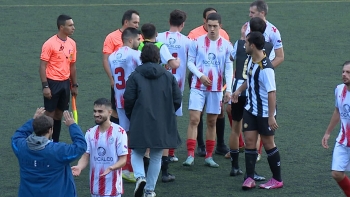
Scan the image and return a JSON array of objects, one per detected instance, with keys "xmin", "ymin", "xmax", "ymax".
[
  {"xmin": 243, "ymin": 0, "xmax": 285, "ymax": 160},
  {"xmin": 39, "ymin": 14, "xmax": 78, "ymax": 142},
  {"xmin": 11, "ymin": 108, "xmax": 86, "ymax": 197},
  {"xmin": 156, "ymin": 9, "xmax": 191, "ymax": 182},
  {"xmin": 124, "ymin": 44, "xmax": 182, "ymax": 197},
  {"xmin": 228, "ymin": 17, "xmax": 275, "ymax": 181},
  {"xmin": 187, "ymin": 7, "xmax": 234, "ymax": 158},
  {"xmin": 183, "ymin": 13, "xmax": 233, "ymax": 168},
  {"xmin": 322, "ymin": 61, "xmax": 350, "ymax": 197},
  {"xmin": 71, "ymin": 98, "xmax": 128, "ymax": 197},
  {"xmin": 108, "ymin": 27, "xmax": 142, "ymax": 183},
  {"xmin": 102, "ymin": 9, "xmax": 140, "ymax": 125},
  {"xmin": 102, "ymin": 9, "xmax": 140, "ymax": 183},
  {"xmin": 232, "ymin": 31, "xmax": 282, "ymax": 190}
]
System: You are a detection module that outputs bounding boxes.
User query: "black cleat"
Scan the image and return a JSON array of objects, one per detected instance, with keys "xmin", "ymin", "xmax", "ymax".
[
  {"xmin": 162, "ymin": 173, "xmax": 175, "ymax": 183},
  {"xmin": 253, "ymin": 171, "xmax": 266, "ymax": 181},
  {"xmin": 196, "ymin": 146, "xmax": 206, "ymax": 157},
  {"xmin": 230, "ymin": 168, "xmax": 243, "ymax": 176}
]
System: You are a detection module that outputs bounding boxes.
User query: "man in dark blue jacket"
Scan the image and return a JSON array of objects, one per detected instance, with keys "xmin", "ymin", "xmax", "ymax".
[{"xmin": 11, "ymin": 107, "xmax": 87, "ymax": 197}]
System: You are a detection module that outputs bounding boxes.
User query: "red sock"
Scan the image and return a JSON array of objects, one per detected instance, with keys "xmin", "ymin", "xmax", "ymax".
[
  {"xmin": 258, "ymin": 139, "xmax": 263, "ymax": 155},
  {"xmin": 228, "ymin": 114, "xmax": 233, "ymax": 127},
  {"xmin": 187, "ymin": 139, "xmax": 196, "ymax": 157},
  {"xmin": 239, "ymin": 132, "xmax": 245, "ymax": 148},
  {"xmin": 205, "ymin": 140, "xmax": 216, "ymax": 158},
  {"xmin": 169, "ymin": 148, "xmax": 175, "ymax": 157},
  {"xmin": 338, "ymin": 176, "xmax": 350, "ymax": 196}
]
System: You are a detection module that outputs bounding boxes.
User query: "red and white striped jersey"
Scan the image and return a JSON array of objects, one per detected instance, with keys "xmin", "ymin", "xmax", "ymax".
[
  {"xmin": 188, "ymin": 35, "xmax": 233, "ymax": 92},
  {"xmin": 335, "ymin": 84, "xmax": 350, "ymax": 147},
  {"xmin": 109, "ymin": 46, "xmax": 141, "ymax": 109},
  {"xmin": 157, "ymin": 31, "xmax": 191, "ymax": 92},
  {"xmin": 85, "ymin": 123, "xmax": 128, "ymax": 196}
]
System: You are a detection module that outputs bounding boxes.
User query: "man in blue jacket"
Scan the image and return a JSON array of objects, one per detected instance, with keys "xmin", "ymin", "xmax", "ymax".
[{"xmin": 11, "ymin": 107, "xmax": 87, "ymax": 197}]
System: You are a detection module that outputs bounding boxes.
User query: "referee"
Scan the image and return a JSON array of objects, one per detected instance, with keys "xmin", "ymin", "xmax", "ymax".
[{"xmin": 39, "ymin": 14, "xmax": 78, "ymax": 142}]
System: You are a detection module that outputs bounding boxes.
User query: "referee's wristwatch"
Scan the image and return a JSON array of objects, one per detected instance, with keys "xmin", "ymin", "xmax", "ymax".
[{"xmin": 72, "ymin": 83, "xmax": 79, "ymax": 88}]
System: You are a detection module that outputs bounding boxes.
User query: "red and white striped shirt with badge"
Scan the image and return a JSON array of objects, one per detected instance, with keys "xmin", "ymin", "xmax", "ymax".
[{"xmin": 335, "ymin": 84, "xmax": 350, "ymax": 147}]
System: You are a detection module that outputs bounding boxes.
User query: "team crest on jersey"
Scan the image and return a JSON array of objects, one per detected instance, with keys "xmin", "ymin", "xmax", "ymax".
[
  {"xmin": 116, "ymin": 53, "xmax": 122, "ymax": 59},
  {"xmin": 97, "ymin": 147, "xmax": 106, "ymax": 156},
  {"xmin": 108, "ymin": 137, "xmax": 114, "ymax": 144},
  {"xmin": 203, "ymin": 53, "xmax": 220, "ymax": 66}
]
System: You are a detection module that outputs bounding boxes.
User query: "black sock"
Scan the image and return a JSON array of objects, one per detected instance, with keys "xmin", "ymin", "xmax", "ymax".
[
  {"xmin": 245, "ymin": 149, "xmax": 257, "ymax": 179},
  {"xmin": 161, "ymin": 156, "xmax": 169, "ymax": 176},
  {"xmin": 230, "ymin": 149, "xmax": 239, "ymax": 169},
  {"xmin": 266, "ymin": 147, "xmax": 282, "ymax": 182},
  {"xmin": 143, "ymin": 156, "xmax": 150, "ymax": 175},
  {"xmin": 110, "ymin": 116, "xmax": 119, "ymax": 124},
  {"xmin": 197, "ymin": 113, "xmax": 205, "ymax": 148},
  {"xmin": 216, "ymin": 117, "xmax": 225, "ymax": 147},
  {"xmin": 52, "ymin": 119, "xmax": 62, "ymax": 142}
]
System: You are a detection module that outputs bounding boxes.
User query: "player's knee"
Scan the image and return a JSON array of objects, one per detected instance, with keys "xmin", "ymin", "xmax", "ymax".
[
  {"xmin": 332, "ymin": 171, "xmax": 345, "ymax": 182},
  {"xmin": 189, "ymin": 117, "xmax": 200, "ymax": 126}
]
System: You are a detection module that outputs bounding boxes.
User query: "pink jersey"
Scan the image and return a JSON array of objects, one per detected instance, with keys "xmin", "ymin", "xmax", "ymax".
[
  {"xmin": 85, "ymin": 123, "xmax": 128, "ymax": 196},
  {"xmin": 109, "ymin": 46, "xmax": 141, "ymax": 108},
  {"xmin": 335, "ymin": 84, "xmax": 350, "ymax": 147},
  {"xmin": 157, "ymin": 31, "xmax": 191, "ymax": 92},
  {"xmin": 188, "ymin": 35, "xmax": 233, "ymax": 92}
]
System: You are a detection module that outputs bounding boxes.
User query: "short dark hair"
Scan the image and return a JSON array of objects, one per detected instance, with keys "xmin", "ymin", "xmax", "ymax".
[
  {"xmin": 250, "ymin": 0, "xmax": 268, "ymax": 15},
  {"xmin": 141, "ymin": 23, "xmax": 156, "ymax": 39},
  {"xmin": 121, "ymin": 10, "xmax": 139, "ymax": 26},
  {"xmin": 140, "ymin": 43, "xmax": 160, "ymax": 64},
  {"xmin": 206, "ymin": 13, "xmax": 221, "ymax": 24},
  {"xmin": 122, "ymin": 27, "xmax": 141, "ymax": 43},
  {"xmin": 57, "ymin": 14, "xmax": 72, "ymax": 29},
  {"xmin": 94, "ymin": 98, "xmax": 112, "ymax": 108},
  {"xmin": 32, "ymin": 115, "xmax": 54, "ymax": 136},
  {"xmin": 203, "ymin": 7, "xmax": 217, "ymax": 19},
  {"xmin": 343, "ymin": 61, "xmax": 350, "ymax": 67},
  {"xmin": 247, "ymin": 31, "xmax": 265, "ymax": 50},
  {"xmin": 169, "ymin": 10, "xmax": 187, "ymax": 27},
  {"xmin": 249, "ymin": 17, "xmax": 266, "ymax": 34}
]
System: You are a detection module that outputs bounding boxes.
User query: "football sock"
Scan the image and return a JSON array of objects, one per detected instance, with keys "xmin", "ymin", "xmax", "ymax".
[
  {"xmin": 258, "ymin": 139, "xmax": 263, "ymax": 155},
  {"xmin": 337, "ymin": 176, "xmax": 350, "ymax": 196},
  {"xmin": 266, "ymin": 147, "xmax": 282, "ymax": 182},
  {"xmin": 52, "ymin": 119, "xmax": 61, "ymax": 142},
  {"xmin": 230, "ymin": 149, "xmax": 240, "ymax": 169},
  {"xmin": 239, "ymin": 133, "xmax": 245, "ymax": 148},
  {"xmin": 197, "ymin": 114, "xmax": 205, "ymax": 148},
  {"xmin": 187, "ymin": 139, "xmax": 196, "ymax": 157},
  {"xmin": 205, "ymin": 140, "xmax": 216, "ymax": 158},
  {"xmin": 110, "ymin": 116, "xmax": 119, "ymax": 124},
  {"xmin": 216, "ymin": 117, "xmax": 226, "ymax": 147},
  {"xmin": 161, "ymin": 156, "xmax": 169, "ymax": 176},
  {"xmin": 245, "ymin": 149, "xmax": 257, "ymax": 179},
  {"xmin": 169, "ymin": 149, "xmax": 175, "ymax": 157}
]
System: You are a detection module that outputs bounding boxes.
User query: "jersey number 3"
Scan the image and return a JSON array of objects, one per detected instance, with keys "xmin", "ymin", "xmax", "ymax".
[{"xmin": 115, "ymin": 67, "xmax": 125, "ymax": 89}]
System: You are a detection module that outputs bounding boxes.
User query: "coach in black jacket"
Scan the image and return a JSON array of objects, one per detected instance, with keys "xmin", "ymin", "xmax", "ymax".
[{"xmin": 124, "ymin": 43, "xmax": 182, "ymax": 196}]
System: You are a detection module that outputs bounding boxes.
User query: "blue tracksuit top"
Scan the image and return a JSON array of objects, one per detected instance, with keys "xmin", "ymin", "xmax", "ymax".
[{"xmin": 11, "ymin": 119, "xmax": 87, "ymax": 197}]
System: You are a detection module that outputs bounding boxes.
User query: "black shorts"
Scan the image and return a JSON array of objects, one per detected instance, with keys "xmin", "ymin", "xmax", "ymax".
[
  {"xmin": 242, "ymin": 110, "xmax": 275, "ymax": 136},
  {"xmin": 44, "ymin": 79, "xmax": 70, "ymax": 112},
  {"xmin": 231, "ymin": 96, "xmax": 247, "ymax": 121},
  {"xmin": 111, "ymin": 87, "xmax": 116, "ymax": 110}
]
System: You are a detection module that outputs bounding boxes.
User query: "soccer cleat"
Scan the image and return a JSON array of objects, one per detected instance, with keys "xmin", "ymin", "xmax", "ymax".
[
  {"xmin": 242, "ymin": 177, "xmax": 256, "ymax": 190},
  {"xmin": 168, "ymin": 155, "xmax": 179, "ymax": 162},
  {"xmin": 254, "ymin": 172, "xmax": 266, "ymax": 181},
  {"xmin": 256, "ymin": 154, "xmax": 261, "ymax": 162},
  {"xmin": 162, "ymin": 173, "xmax": 175, "ymax": 183},
  {"xmin": 197, "ymin": 146, "xmax": 206, "ymax": 157},
  {"xmin": 215, "ymin": 145, "xmax": 229, "ymax": 156},
  {"xmin": 182, "ymin": 156, "xmax": 194, "ymax": 166},
  {"xmin": 143, "ymin": 191, "xmax": 156, "ymax": 197},
  {"xmin": 230, "ymin": 168, "xmax": 243, "ymax": 176},
  {"xmin": 122, "ymin": 170, "xmax": 136, "ymax": 183},
  {"xmin": 204, "ymin": 157, "xmax": 219, "ymax": 168},
  {"xmin": 134, "ymin": 177, "xmax": 146, "ymax": 197},
  {"xmin": 259, "ymin": 178, "xmax": 283, "ymax": 189}
]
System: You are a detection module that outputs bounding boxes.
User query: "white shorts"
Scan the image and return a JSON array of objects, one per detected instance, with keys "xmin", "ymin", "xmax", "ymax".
[
  {"xmin": 331, "ymin": 142, "xmax": 350, "ymax": 171},
  {"xmin": 91, "ymin": 195, "xmax": 121, "ymax": 197},
  {"xmin": 176, "ymin": 102, "xmax": 183, "ymax": 116},
  {"xmin": 188, "ymin": 89, "xmax": 223, "ymax": 114},
  {"xmin": 117, "ymin": 108, "xmax": 130, "ymax": 132}
]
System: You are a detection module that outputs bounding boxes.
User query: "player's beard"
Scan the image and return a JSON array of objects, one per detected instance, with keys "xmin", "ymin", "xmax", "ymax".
[{"xmin": 95, "ymin": 116, "xmax": 108, "ymax": 125}]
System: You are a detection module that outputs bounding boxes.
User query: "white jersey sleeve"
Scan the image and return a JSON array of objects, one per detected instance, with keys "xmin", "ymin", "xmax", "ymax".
[
  {"xmin": 160, "ymin": 45, "xmax": 175, "ymax": 64},
  {"xmin": 268, "ymin": 48, "xmax": 275, "ymax": 61},
  {"xmin": 231, "ymin": 40, "xmax": 238, "ymax": 60},
  {"xmin": 116, "ymin": 126, "xmax": 128, "ymax": 156},
  {"xmin": 261, "ymin": 67, "xmax": 276, "ymax": 93}
]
